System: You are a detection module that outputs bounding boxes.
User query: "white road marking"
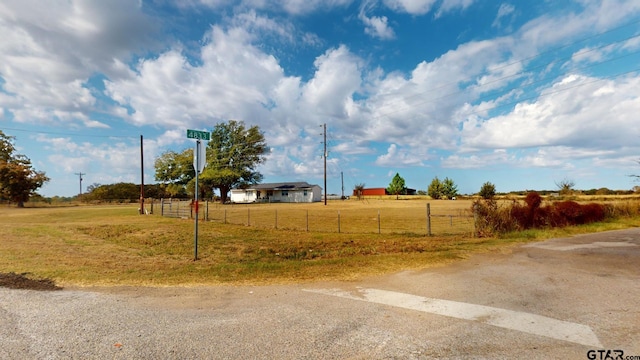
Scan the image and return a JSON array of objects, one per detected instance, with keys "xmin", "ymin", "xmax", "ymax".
[
  {"xmin": 524, "ymin": 241, "xmax": 637, "ymax": 251},
  {"xmin": 304, "ymin": 288, "xmax": 602, "ymax": 348}
]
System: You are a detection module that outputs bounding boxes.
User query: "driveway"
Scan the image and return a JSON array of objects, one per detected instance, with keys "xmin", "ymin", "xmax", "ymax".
[{"xmin": 1, "ymin": 228, "xmax": 639, "ymax": 359}]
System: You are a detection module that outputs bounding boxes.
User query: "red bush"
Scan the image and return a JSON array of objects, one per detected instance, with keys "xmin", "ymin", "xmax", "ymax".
[
  {"xmin": 510, "ymin": 203, "xmax": 530, "ymax": 229},
  {"xmin": 551, "ymin": 201, "xmax": 583, "ymax": 226},
  {"xmin": 532, "ymin": 206, "xmax": 550, "ymax": 228},
  {"xmin": 524, "ymin": 192, "xmax": 542, "ymax": 210},
  {"xmin": 473, "ymin": 197, "xmax": 608, "ymax": 236},
  {"xmin": 582, "ymin": 203, "xmax": 605, "ymax": 223}
]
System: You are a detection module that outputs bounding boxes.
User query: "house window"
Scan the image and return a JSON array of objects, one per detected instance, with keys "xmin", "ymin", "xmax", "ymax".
[
  {"xmin": 282, "ymin": 190, "xmax": 288, "ymax": 197},
  {"xmin": 245, "ymin": 191, "xmax": 253, "ymax": 197},
  {"xmin": 303, "ymin": 190, "xmax": 308, "ymax": 197}
]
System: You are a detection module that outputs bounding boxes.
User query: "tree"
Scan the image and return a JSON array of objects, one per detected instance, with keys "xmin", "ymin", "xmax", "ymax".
[
  {"xmin": 154, "ymin": 149, "xmax": 195, "ymax": 188},
  {"xmin": 201, "ymin": 120, "xmax": 268, "ymax": 203},
  {"xmin": 353, "ymin": 183, "xmax": 365, "ymax": 200},
  {"xmin": 386, "ymin": 173, "xmax": 406, "ymax": 200},
  {"xmin": 428, "ymin": 176, "xmax": 443, "ymax": 199},
  {"xmin": 0, "ymin": 131, "xmax": 49, "ymax": 207},
  {"xmin": 479, "ymin": 181, "xmax": 496, "ymax": 200},
  {"xmin": 442, "ymin": 177, "xmax": 458, "ymax": 199},
  {"xmin": 86, "ymin": 183, "xmax": 101, "ymax": 193},
  {"xmin": 555, "ymin": 178, "xmax": 576, "ymax": 195}
]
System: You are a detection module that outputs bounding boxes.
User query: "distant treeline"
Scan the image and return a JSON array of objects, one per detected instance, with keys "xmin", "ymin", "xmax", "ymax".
[
  {"xmin": 498, "ymin": 188, "xmax": 638, "ymax": 196},
  {"xmin": 32, "ymin": 183, "xmax": 210, "ymax": 203},
  {"xmin": 29, "ymin": 183, "xmax": 639, "ymax": 204}
]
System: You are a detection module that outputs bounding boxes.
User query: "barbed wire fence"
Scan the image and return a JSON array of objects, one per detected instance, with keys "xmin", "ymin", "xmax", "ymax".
[{"xmin": 156, "ymin": 199, "xmax": 475, "ymax": 236}]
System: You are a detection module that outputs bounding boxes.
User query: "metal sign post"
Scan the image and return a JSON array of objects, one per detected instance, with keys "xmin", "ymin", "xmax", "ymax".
[
  {"xmin": 187, "ymin": 129, "xmax": 209, "ymax": 261},
  {"xmin": 194, "ymin": 139, "xmax": 200, "ymax": 261}
]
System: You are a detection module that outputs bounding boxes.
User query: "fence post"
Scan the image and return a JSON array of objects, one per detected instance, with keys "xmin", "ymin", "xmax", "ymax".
[
  {"xmin": 427, "ymin": 203, "xmax": 432, "ymax": 236},
  {"xmin": 378, "ymin": 210, "xmax": 381, "ymax": 234},
  {"xmin": 205, "ymin": 201, "xmax": 209, "ymax": 221},
  {"xmin": 247, "ymin": 208, "xmax": 250, "ymax": 226},
  {"xmin": 275, "ymin": 209, "xmax": 278, "ymax": 229},
  {"xmin": 160, "ymin": 198, "xmax": 164, "ymax": 217},
  {"xmin": 473, "ymin": 205, "xmax": 477, "ymax": 237},
  {"xmin": 338, "ymin": 210, "xmax": 341, "ymax": 233},
  {"xmin": 224, "ymin": 209, "xmax": 227, "ymax": 224},
  {"xmin": 306, "ymin": 210, "xmax": 309, "ymax": 232}
]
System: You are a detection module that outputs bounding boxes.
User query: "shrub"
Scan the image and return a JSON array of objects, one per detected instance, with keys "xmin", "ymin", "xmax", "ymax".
[
  {"xmin": 478, "ymin": 182, "xmax": 496, "ymax": 200},
  {"xmin": 428, "ymin": 177, "xmax": 443, "ymax": 199},
  {"xmin": 550, "ymin": 201, "xmax": 583, "ymax": 226},
  {"xmin": 472, "ymin": 199, "xmax": 517, "ymax": 237},
  {"xmin": 582, "ymin": 203, "xmax": 606, "ymax": 223},
  {"xmin": 472, "ymin": 195, "xmax": 613, "ymax": 236},
  {"xmin": 509, "ymin": 203, "xmax": 529, "ymax": 230},
  {"xmin": 524, "ymin": 192, "xmax": 542, "ymax": 210}
]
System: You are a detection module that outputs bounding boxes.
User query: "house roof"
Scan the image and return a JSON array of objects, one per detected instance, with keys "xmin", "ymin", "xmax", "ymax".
[{"xmin": 237, "ymin": 182, "xmax": 321, "ymax": 191}]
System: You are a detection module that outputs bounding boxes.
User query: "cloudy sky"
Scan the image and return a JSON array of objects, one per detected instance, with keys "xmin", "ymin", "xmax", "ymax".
[{"xmin": 2, "ymin": 0, "xmax": 640, "ymax": 197}]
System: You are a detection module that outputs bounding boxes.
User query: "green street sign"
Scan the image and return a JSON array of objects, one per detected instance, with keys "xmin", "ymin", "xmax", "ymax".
[{"xmin": 187, "ymin": 129, "xmax": 210, "ymax": 141}]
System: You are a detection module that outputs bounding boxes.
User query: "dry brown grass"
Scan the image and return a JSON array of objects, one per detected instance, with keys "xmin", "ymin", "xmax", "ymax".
[
  {"xmin": 1, "ymin": 198, "xmax": 637, "ymax": 287},
  {"xmin": 187, "ymin": 198, "xmax": 475, "ymax": 235}
]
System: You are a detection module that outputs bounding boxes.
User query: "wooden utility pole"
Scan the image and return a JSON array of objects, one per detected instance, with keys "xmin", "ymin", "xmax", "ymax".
[
  {"xmin": 75, "ymin": 172, "xmax": 85, "ymax": 201},
  {"xmin": 140, "ymin": 135, "xmax": 145, "ymax": 215},
  {"xmin": 323, "ymin": 123, "xmax": 327, "ymax": 205}
]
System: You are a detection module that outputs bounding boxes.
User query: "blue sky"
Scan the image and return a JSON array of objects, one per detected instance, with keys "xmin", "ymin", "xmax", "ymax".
[{"xmin": 2, "ymin": 0, "xmax": 640, "ymax": 197}]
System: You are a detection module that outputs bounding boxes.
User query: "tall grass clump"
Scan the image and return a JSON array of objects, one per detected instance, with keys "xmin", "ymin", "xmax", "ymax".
[
  {"xmin": 472, "ymin": 198, "xmax": 518, "ymax": 236},
  {"xmin": 473, "ymin": 192, "xmax": 613, "ymax": 237},
  {"xmin": 604, "ymin": 200, "xmax": 640, "ymax": 218}
]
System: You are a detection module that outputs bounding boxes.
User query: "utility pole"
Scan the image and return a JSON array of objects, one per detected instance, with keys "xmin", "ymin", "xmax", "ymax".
[
  {"xmin": 323, "ymin": 123, "xmax": 327, "ymax": 205},
  {"xmin": 75, "ymin": 172, "xmax": 85, "ymax": 201},
  {"xmin": 140, "ymin": 135, "xmax": 145, "ymax": 215},
  {"xmin": 341, "ymin": 171, "xmax": 344, "ymax": 200}
]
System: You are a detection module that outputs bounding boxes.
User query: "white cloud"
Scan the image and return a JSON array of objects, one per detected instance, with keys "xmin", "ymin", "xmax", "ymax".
[
  {"xmin": 0, "ymin": 0, "xmax": 156, "ymax": 126},
  {"xmin": 375, "ymin": 143, "xmax": 425, "ymax": 167},
  {"xmin": 460, "ymin": 75, "xmax": 640, "ymax": 150},
  {"xmin": 260, "ymin": 146, "xmax": 326, "ymax": 178},
  {"xmin": 492, "ymin": 3, "xmax": 515, "ymax": 28},
  {"xmin": 382, "ymin": 0, "xmax": 437, "ymax": 15},
  {"xmin": 358, "ymin": 1, "xmax": 395, "ymax": 41},
  {"xmin": 360, "ymin": 13, "xmax": 395, "ymax": 40},
  {"xmin": 512, "ymin": 1, "xmax": 640, "ymax": 60},
  {"xmin": 442, "ymin": 149, "xmax": 512, "ymax": 169},
  {"xmin": 232, "ymin": 10, "xmax": 296, "ymax": 43},
  {"xmin": 331, "ymin": 141, "xmax": 375, "ymax": 155},
  {"xmin": 186, "ymin": 0, "xmax": 354, "ymax": 15},
  {"xmin": 435, "ymin": 0, "xmax": 476, "ymax": 18},
  {"xmin": 105, "ymin": 26, "xmax": 284, "ymax": 129},
  {"xmin": 302, "ymin": 45, "xmax": 364, "ymax": 119},
  {"xmin": 277, "ymin": 0, "xmax": 354, "ymax": 14}
]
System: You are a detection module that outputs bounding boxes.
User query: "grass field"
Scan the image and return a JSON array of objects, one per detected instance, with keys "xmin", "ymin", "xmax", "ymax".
[
  {"xmin": 1, "ymin": 198, "xmax": 638, "ymax": 287},
  {"xmin": 161, "ymin": 198, "xmax": 475, "ymax": 235}
]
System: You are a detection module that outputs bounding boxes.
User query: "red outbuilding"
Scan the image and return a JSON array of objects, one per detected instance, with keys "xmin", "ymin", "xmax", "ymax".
[{"xmin": 353, "ymin": 188, "xmax": 388, "ymax": 196}]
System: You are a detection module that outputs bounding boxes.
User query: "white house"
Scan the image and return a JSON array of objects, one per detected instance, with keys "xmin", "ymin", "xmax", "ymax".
[{"xmin": 230, "ymin": 182, "xmax": 322, "ymax": 203}]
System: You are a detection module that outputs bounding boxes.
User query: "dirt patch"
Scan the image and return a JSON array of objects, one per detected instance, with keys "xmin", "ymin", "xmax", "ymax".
[{"xmin": 0, "ymin": 272, "xmax": 62, "ymax": 291}]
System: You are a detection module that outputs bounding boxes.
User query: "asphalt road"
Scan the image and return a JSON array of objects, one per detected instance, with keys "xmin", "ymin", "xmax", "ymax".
[{"xmin": 1, "ymin": 228, "xmax": 639, "ymax": 359}]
